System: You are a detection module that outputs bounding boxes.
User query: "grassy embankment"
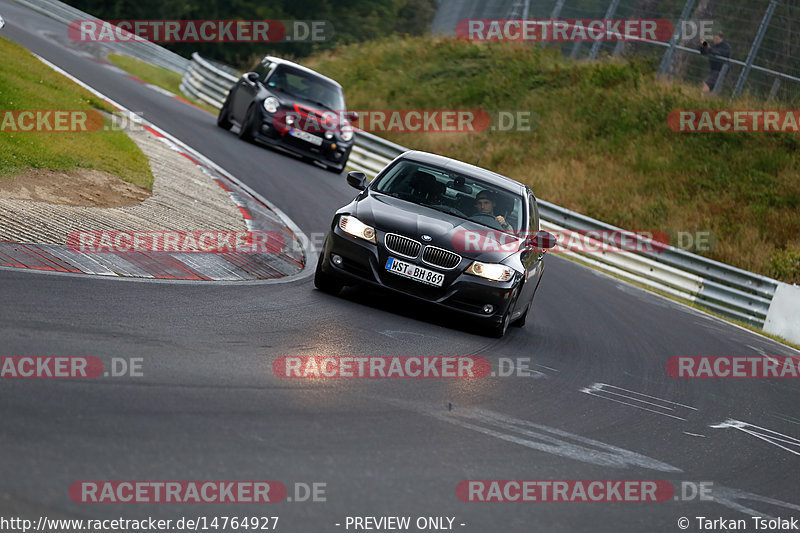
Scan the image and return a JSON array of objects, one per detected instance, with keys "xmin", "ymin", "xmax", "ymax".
[
  {"xmin": 303, "ymin": 36, "xmax": 800, "ymax": 283},
  {"xmin": 0, "ymin": 36, "xmax": 153, "ymax": 189}
]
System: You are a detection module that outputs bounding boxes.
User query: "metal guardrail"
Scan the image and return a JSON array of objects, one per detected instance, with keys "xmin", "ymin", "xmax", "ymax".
[
  {"xmin": 535, "ymin": 202, "xmax": 778, "ymax": 326},
  {"xmin": 183, "ymin": 52, "xmax": 781, "ymax": 328},
  {"xmin": 179, "ymin": 53, "xmax": 238, "ymax": 108},
  {"xmin": 12, "ymin": 0, "xmax": 190, "ymax": 74}
]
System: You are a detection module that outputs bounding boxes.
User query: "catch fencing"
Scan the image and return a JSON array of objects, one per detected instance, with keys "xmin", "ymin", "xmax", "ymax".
[{"xmin": 431, "ymin": 0, "xmax": 800, "ymax": 102}]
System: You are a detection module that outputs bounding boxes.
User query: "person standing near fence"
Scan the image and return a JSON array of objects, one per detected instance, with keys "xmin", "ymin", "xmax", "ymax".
[{"xmin": 700, "ymin": 31, "xmax": 731, "ymax": 95}]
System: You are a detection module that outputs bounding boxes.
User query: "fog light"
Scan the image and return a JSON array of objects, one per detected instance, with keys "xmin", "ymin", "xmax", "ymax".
[
  {"xmin": 331, "ymin": 254, "xmax": 343, "ymax": 266},
  {"xmin": 482, "ymin": 304, "xmax": 494, "ymax": 314},
  {"xmin": 325, "ymin": 131, "xmax": 334, "ymax": 140}
]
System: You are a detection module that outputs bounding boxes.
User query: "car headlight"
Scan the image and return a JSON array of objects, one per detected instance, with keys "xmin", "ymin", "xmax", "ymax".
[
  {"xmin": 340, "ymin": 124, "xmax": 354, "ymax": 142},
  {"xmin": 339, "ymin": 215, "xmax": 376, "ymax": 243},
  {"xmin": 466, "ymin": 261, "xmax": 513, "ymax": 282},
  {"xmin": 262, "ymin": 96, "xmax": 279, "ymax": 114}
]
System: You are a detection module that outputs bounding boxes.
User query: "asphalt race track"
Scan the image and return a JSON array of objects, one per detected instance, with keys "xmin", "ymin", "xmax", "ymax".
[{"xmin": 1, "ymin": 2, "xmax": 799, "ymax": 531}]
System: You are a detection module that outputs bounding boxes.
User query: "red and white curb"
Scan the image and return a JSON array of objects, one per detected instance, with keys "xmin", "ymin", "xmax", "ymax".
[{"xmin": 0, "ymin": 54, "xmax": 310, "ymax": 282}]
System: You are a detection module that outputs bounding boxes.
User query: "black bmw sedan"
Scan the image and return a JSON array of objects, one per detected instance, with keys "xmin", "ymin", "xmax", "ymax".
[
  {"xmin": 315, "ymin": 151, "xmax": 556, "ymax": 337},
  {"xmin": 217, "ymin": 56, "xmax": 356, "ymax": 172}
]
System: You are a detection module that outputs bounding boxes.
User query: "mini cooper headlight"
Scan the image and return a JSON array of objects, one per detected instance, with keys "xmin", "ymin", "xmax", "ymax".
[
  {"xmin": 262, "ymin": 96, "xmax": 279, "ymax": 114},
  {"xmin": 466, "ymin": 261, "xmax": 513, "ymax": 282},
  {"xmin": 340, "ymin": 124, "xmax": 354, "ymax": 142},
  {"xmin": 339, "ymin": 215, "xmax": 376, "ymax": 243}
]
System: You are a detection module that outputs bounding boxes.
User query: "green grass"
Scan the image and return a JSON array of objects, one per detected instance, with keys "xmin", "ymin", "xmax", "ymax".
[
  {"xmin": 107, "ymin": 54, "xmax": 219, "ymax": 114},
  {"xmin": 0, "ymin": 36, "xmax": 153, "ymax": 189},
  {"xmin": 304, "ymin": 36, "xmax": 800, "ymax": 283}
]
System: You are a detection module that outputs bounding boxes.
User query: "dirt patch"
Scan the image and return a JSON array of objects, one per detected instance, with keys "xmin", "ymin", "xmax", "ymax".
[{"xmin": 0, "ymin": 168, "xmax": 151, "ymax": 207}]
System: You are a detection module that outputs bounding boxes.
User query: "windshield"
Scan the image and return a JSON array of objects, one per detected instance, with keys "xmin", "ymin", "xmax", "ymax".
[
  {"xmin": 372, "ymin": 160, "xmax": 525, "ymax": 234},
  {"xmin": 266, "ymin": 65, "xmax": 344, "ymax": 110}
]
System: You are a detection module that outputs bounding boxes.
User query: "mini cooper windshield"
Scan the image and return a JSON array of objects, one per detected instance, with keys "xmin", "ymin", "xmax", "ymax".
[
  {"xmin": 268, "ymin": 66, "xmax": 344, "ymax": 111},
  {"xmin": 372, "ymin": 160, "xmax": 525, "ymax": 234}
]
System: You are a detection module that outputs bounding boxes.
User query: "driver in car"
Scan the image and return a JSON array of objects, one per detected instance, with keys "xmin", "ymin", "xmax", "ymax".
[{"xmin": 474, "ymin": 191, "xmax": 511, "ymax": 231}]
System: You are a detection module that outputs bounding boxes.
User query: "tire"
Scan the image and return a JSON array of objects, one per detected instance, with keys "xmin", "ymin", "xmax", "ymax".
[
  {"xmin": 489, "ymin": 310, "xmax": 511, "ymax": 338},
  {"xmin": 489, "ymin": 289, "xmax": 520, "ymax": 337},
  {"xmin": 238, "ymin": 104, "xmax": 257, "ymax": 142},
  {"xmin": 217, "ymin": 94, "xmax": 232, "ymax": 130},
  {"xmin": 314, "ymin": 254, "xmax": 343, "ymax": 295},
  {"xmin": 511, "ymin": 302, "xmax": 529, "ymax": 328}
]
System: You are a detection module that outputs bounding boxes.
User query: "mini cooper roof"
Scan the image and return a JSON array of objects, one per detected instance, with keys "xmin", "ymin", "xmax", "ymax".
[{"xmin": 261, "ymin": 56, "xmax": 342, "ymax": 89}]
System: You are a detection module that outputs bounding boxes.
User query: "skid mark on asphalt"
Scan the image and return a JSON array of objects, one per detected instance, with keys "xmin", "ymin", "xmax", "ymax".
[
  {"xmin": 579, "ymin": 383, "xmax": 697, "ymax": 421},
  {"xmin": 379, "ymin": 330, "xmax": 431, "ymax": 340},
  {"xmin": 379, "ymin": 397, "xmax": 681, "ymax": 472},
  {"xmin": 710, "ymin": 419, "xmax": 800, "ymax": 457},
  {"xmin": 378, "ymin": 397, "xmax": 800, "ymax": 518},
  {"xmin": 769, "ymin": 412, "xmax": 800, "ymax": 427}
]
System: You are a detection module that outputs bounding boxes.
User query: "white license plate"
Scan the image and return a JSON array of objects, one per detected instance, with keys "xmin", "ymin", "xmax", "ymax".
[
  {"xmin": 385, "ymin": 257, "xmax": 445, "ymax": 287},
  {"xmin": 289, "ymin": 128, "xmax": 322, "ymax": 146}
]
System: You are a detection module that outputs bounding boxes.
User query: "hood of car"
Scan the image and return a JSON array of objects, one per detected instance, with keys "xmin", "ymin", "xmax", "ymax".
[{"xmin": 354, "ymin": 193, "xmax": 522, "ymax": 262}]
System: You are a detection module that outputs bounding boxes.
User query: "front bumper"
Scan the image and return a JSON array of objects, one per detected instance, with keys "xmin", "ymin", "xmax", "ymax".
[
  {"xmin": 320, "ymin": 225, "xmax": 521, "ymax": 325},
  {"xmin": 253, "ymin": 113, "xmax": 352, "ymax": 168}
]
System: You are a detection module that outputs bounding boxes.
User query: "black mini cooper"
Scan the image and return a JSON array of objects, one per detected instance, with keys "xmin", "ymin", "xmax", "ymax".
[
  {"xmin": 217, "ymin": 56, "xmax": 357, "ymax": 172},
  {"xmin": 315, "ymin": 151, "xmax": 556, "ymax": 337}
]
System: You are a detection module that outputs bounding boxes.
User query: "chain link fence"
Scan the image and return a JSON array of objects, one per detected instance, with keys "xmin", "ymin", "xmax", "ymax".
[{"xmin": 431, "ymin": 0, "xmax": 800, "ymax": 103}]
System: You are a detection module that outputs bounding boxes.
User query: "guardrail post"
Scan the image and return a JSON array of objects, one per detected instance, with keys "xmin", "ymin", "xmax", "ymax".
[
  {"xmin": 732, "ymin": 0, "xmax": 778, "ymax": 99},
  {"xmin": 768, "ymin": 77, "xmax": 781, "ymax": 100},
  {"xmin": 550, "ymin": 0, "xmax": 566, "ymax": 19},
  {"xmin": 507, "ymin": 0, "xmax": 530, "ymax": 19},
  {"xmin": 711, "ymin": 62, "xmax": 729, "ymax": 95},
  {"xmin": 658, "ymin": 0, "xmax": 697, "ymax": 76},
  {"xmin": 570, "ymin": 41, "xmax": 583, "ymax": 59},
  {"xmin": 589, "ymin": 0, "xmax": 621, "ymax": 60}
]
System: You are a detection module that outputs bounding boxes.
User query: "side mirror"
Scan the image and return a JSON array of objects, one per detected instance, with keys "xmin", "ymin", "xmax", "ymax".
[
  {"xmin": 345, "ymin": 111, "xmax": 359, "ymax": 122},
  {"xmin": 244, "ymin": 72, "xmax": 259, "ymax": 84},
  {"xmin": 346, "ymin": 171, "xmax": 367, "ymax": 190},
  {"xmin": 530, "ymin": 230, "xmax": 557, "ymax": 250}
]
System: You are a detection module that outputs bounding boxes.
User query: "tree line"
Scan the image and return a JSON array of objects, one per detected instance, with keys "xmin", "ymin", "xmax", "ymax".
[{"xmin": 65, "ymin": 0, "xmax": 436, "ymax": 68}]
